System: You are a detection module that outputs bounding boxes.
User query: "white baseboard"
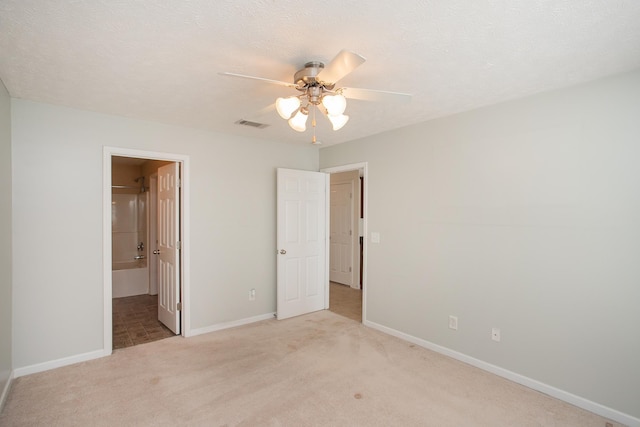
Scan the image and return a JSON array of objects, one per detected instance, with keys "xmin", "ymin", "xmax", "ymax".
[
  {"xmin": 188, "ymin": 312, "xmax": 276, "ymax": 337},
  {"xmin": 10, "ymin": 313, "xmax": 276, "ymax": 378},
  {"xmin": 13, "ymin": 349, "xmax": 110, "ymax": 378},
  {"xmin": 0, "ymin": 370, "xmax": 14, "ymax": 414},
  {"xmin": 364, "ymin": 320, "xmax": 639, "ymax": 427}
]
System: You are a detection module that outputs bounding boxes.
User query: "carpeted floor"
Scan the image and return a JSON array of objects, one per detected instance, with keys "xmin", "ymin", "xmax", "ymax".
[{"xmin": 0, "ymin": 310, "xmax": 619, "ymax": 426}]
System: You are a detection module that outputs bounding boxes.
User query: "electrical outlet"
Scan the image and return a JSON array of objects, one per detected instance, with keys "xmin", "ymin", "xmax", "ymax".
[
  {"xmin": 448, "ymin": 315, "xmax": 458, "ymax": 331},
  {"xmin": 492, "ymin": 328, "xmax": 501, "ymax": 342},
  {"xmin": 249, "ymin": 289, "xmax": 256, "ymax": 301}
]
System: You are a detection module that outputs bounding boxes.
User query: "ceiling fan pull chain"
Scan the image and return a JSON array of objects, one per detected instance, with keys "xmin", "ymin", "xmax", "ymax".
[{"xmin": 311, "ymin": 105, "xmax": 317, "ymax": 144}]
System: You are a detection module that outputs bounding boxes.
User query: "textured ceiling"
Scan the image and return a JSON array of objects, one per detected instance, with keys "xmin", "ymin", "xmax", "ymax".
[{"xmin": 1, "ymin": 1, "xmax": 640, "ymax": 146}]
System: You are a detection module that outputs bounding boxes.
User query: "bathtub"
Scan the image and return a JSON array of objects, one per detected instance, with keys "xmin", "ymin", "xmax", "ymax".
[{"xmin": 112, "ymin": 261, "xmax": 149, "ymax": 298}]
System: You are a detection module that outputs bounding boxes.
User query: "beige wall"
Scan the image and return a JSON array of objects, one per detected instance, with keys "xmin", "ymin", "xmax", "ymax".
[
  {"xmin": 330, "ymin": 170, "xmax": 359, "ymax": 184},
  {"xmin": 141, "ymin": 159, "xmax": 172, "ymax": 179},
  {"xmin": 11, "ymin": 100, "xmax": 319, "ymax": 368},
  {"xmin": 320, "ymin": 70, "xmax": 640, "ymax": 419},
  {"xmin": 0, "ymin": 79, "xmax": 12, "ymax": 406},
  {"xmin": 111, "ymin": 160, "xmax": 144, "ymax": 194}
]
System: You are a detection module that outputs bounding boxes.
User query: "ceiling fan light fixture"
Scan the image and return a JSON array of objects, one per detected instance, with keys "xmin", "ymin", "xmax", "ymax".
[
  {"xmin": 321, "ymin": 94, "xmax": 347, "ymax": 116},
  {"xmin": 276, "ymin": 96, "xmax": 301, "ymax": 119},
  {"xmin": 222, "ymin": 49, "xmax": 413, "ymax": 144},
  {"xmin": 288, "ymin": 108, "xmax": 308, "ymax": 132},
  {"xmin": 327, "ymin": 113, "xmax": 349, "ymax": 131}
]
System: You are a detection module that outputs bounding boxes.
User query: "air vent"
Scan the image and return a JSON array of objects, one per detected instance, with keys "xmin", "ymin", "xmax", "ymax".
[{"xmin": 235, "ymin": 119, "xmax": 269, "ymax": 129}]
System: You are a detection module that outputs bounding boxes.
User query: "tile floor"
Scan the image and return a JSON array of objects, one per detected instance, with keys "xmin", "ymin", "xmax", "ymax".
[
  {"xmin": 112, "ymin": 294, "xmax": 175, "ymax": 349},
  {"xmin": 329, "ymin": 281, "xmax": 362, "ymax": 322}
]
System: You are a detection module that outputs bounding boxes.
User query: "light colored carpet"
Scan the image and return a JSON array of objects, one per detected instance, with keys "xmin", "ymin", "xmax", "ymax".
[{"xmin": 0, "ymin": 310, "xmax": 619, "ymax": 426}]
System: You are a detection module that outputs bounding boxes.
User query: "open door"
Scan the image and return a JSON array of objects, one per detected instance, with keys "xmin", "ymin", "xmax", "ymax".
[
  {"xmin": 157, "ymin": 162, "xmax": 181, "ymax": 334},
  {"xmin": 276, "ymin": 168, "xmax": 328, "ymax": 320}
]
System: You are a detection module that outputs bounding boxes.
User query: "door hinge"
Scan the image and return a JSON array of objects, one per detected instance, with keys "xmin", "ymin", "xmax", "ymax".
[
  {"xmin": 177, "ymin": 302, "xmax": 182, "ymax": 311},
  {"xmin": 349, "ymin": 267, "xmax": 352, "ymax": 272},
  {"xmin": 349, "ymin": 230, "xmax": 352, "ymax": 236},
  {"xmin": 176, "ymin": 241, "xmax": 182, "ymax": 250},
  {"xmin": 177, "ymin": 178, "xmax": 181, "ymax": 188},
  {"xmin": 350, "ymin": 192, "xmax": 353, "ymax": 199}
]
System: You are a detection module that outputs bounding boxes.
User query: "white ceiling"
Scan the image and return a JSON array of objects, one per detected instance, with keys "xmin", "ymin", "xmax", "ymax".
[{"xmin": 1, "ymin": 1, "xmax": 640, "ymax": 147}]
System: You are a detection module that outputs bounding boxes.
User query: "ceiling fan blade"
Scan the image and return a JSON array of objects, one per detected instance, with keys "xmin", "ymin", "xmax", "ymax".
[
  {"xmin": 219, "ymin": 72, "xmax": 296, "ymax": 88},
  {"xmin": 317, "ymin": 50, "xmax": 366, "ymax": 84},
  {"xmin": 252, "ymin": 103, "xmax": 276, "ymax": 117},
  {"xmin": 341, "ymin": 87, "xmax": 412, "ymax": 103}
]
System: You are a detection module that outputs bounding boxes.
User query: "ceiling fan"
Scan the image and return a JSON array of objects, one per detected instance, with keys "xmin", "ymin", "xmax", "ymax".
[{"xmin": 220, "ymin": 50, "xmax": 412, "ymax": 144}]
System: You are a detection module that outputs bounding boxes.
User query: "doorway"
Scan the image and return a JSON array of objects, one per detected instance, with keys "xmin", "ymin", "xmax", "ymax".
[
  {"xmin": 111, "ymin": 156, "xmax": 178, "ymax": 348},
  {"xmin": 103, "ymin": 147, "xmax": 190, "ymax": 354},
  {"xmin": 322, "ymin": 163, "xmax": 368, "ymax": 323}
]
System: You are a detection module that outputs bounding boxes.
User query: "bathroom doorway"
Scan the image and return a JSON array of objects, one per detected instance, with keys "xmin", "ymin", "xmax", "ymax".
[
  {"xmin": 103, "ymin": 147, "xmax": 190, "ymax": 353},
  {"xmin": 111, "ymin": 156, "xmax": 177, "ymax": 348}
]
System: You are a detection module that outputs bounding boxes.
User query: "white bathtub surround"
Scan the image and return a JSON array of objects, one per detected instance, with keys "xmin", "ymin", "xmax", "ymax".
[
  {"xmin": 112, "ymin": 262, "xmax": 149, "ymax": 298},
  {"xmin": 111, "ymin": 193, "xmax": 149, "ymax": 297},
  {"xmin": 112, "ymin": 193, "xmax": 147, "ymax": 264}
]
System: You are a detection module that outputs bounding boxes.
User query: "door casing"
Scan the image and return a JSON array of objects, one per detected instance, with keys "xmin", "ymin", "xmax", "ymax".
[{"xmin": 103, "ymin": 146, "xmax": 190, "ymax": 354}]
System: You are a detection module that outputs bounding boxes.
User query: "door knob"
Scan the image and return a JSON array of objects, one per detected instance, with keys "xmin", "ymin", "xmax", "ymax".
[
  {"xmin": 279, "ymin": 249, "xmax": 286, "ymax": 255},
  {"xmin": 153, "ymin": 250, "xmax": 161, "ymax": 255}
]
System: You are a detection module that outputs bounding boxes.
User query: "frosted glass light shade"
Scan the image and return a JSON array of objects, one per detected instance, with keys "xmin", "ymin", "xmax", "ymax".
[
  {"xmin": 327, "ymin": 114, "xmax": 349, "ymax": 131},
  {"xmin": 321, "ymin": 94, "xmax": 347, "ymax": 116},
  {"xmin": 288, "ymin": 109, "xmax": 308, "ymax": 132},
  {"xmin": 276, "ymin": 96, "xmax": 301, "ymax": 119}
]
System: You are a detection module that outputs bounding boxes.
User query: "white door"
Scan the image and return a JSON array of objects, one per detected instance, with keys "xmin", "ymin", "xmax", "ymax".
[
  {"xmin": 277, "ymin": 168, "xmax": 328, "ymax": 320},
  {"xmin": 157, "ymin": 163, "xmax": 180, "ymax": 334},
  {"xmin": 330, "ymin": 182, "xmax": 353, "ymax": 286}
]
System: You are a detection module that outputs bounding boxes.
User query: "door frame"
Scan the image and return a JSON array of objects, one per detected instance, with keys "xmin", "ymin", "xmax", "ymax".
[
  {"xmin": 321, "ymin": 162, "xmax": 368, "ymax": 323},
  {"xmin": 103, "ymin": 146, "xmax": 191, "ymax": 354}
]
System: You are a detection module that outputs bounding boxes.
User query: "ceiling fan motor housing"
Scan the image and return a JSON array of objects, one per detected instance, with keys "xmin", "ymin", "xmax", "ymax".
[{"xmin": 294, "ymin": 61, "xmax": 336, "ymax": 93}]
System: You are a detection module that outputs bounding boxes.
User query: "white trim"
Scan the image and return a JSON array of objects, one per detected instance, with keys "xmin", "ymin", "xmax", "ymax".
[
  {"xmin": 321, "ymin": 162, "xmax": 368, "ymax": 323},
  {"xmin": 13, "ymin": 349, "xmax": 109, "ymax": 378},
  {"xmin": 0, "ymin": 370, "xmax": 14, "ymax": 413},
  {"xmin": 103, "ymin": 147, "xmax": 191, "ymax": 352},
  {"xmin": 364, "ymin": 320, "xmax": 640, "ymax": 427},
  {"xmin": 102, "ymin": 151, "xmax": 113, "ymax": 354},
  {"xmin": 188, "ymin": 313, "xmax": 275, "ymax": 337},
  {"xmin": 324, "ymin": 173, "xmax": 330, "ymax": 310}
]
